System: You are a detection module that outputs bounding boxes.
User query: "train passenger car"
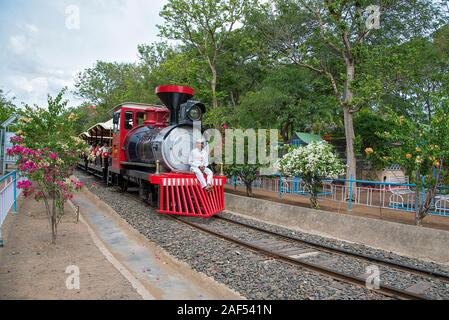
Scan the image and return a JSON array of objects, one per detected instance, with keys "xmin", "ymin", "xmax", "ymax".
[{"xmin": 79, "ymin": 85, "xmax": 226, "ymax": 217}]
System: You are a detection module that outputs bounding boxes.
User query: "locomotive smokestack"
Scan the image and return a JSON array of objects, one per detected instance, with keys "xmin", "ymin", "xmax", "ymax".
[{"xmin": 155, "ymin": 85, "xmax": 194, "ymax": 125}]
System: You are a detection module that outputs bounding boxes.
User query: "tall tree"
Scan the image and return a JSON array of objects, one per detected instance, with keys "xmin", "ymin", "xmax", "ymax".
[
  {"xmin": 158, "ymin": 0, "xmax": 255, "ymax": 109},
  {"xmin": 374, "ymin": 25, "xmax": 449, "ymax": 123},
  {"xmin": 0, "ymin": 89, "xmax": 16, "ymax": 123},
  {"xmin": 74, "ymin": 61, "xmax": 154, "ymax": 124},
  {"xmin": 237, "ymin": 66, "xmax": 339, "ymax": 141},
  {"xmin": 249, "ymin": 0, "xmax": 446, "ymax": 179}
]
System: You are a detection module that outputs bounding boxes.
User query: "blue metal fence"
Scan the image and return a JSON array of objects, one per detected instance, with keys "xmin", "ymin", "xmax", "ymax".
[
  {"xmin": 0, "ymin": 171, "xmax": 21, "ymax": 246},
  {"xmin": 227, "ymin": 175, "xmax": 449, "ymax": 217}
]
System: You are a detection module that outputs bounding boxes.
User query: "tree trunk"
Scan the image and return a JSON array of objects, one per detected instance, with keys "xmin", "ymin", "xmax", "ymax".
[
  {"xmin": 414, "ymin": 170, "xmax": 422, "ymax": 226},
  {"xmin": 343, "ymin": 60, "xmax": 357, "ymax": 181},
  {"xmin": 210, "ymin": 66, "xmax": 218, "ymax": 109},
  {"xmin": 208, "ymin": 60, "xmax": 218, "ymax": 109},
  {"xmin": 51, "ymin": 196, "xmax": 57, "ymax": 244},
  {"xmin": 245, "ymin": 182, "xmax": 253, "ymax": 197},
  {"xmin": 343, "ymin": 106, "xmax": 357, "ymax": 181},
  {"xmin": 51, "ymin": 216, "xmax": 57, "ymax": 244},
  {"xmin": 310, "ymin": 194, "xmax": 319, "ymax": 209}
]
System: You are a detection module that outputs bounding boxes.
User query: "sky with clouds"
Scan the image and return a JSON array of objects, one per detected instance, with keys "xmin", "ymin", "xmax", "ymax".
[{"xmin": 0, "ymin": 0, "xmax": 168, "ymax": 108}]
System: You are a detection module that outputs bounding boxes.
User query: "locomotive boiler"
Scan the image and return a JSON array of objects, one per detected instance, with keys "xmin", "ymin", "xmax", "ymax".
[{"xmin": 119, "ymin": 85, "xmax": 206, "ymax": 172}]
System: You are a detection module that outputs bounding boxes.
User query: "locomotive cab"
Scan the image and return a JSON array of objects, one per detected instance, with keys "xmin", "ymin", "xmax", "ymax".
[{"xmin": 111, "ymin": 103, "xmax": 169, "ymax": 170}]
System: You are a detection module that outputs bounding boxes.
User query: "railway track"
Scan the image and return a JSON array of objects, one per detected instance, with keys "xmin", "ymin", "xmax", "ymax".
[
  {"xmin": 215, "ymin": 214, "xmax": 449, "ymax": 282},
  {"xmin": 172, "ymin": 215, "xmax": 431, "ymax": 300},
  {"xmin": 85, "ymin": 178, "xmax": 449, "ymax": 300}
]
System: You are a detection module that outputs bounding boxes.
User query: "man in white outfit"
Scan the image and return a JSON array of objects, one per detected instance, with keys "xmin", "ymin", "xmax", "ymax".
[{"xmin": 189, "ymin": 139, "xmax": 213, "ymax": 192}]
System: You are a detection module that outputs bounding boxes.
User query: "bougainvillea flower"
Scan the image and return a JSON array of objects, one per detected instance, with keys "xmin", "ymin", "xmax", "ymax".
[
  {"xmin": 48, "ymin": 152, "xmax": 58, "ymax": 160},
  {"xmin": 17, "ymin": 180, "xmax": 33, "ymax": 189},
  {"xmin": 10, "ymin": 136, "xmax": 24, "ymax": 144}
]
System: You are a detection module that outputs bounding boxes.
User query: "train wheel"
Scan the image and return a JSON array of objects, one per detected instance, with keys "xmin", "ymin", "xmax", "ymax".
[
  {"xmin": 118, "ymin": 176, "xmax": 128, "ymax": 192},
  {"xmin": 147, "ymin": 185, "xmax": 159, "ymax": 208}
]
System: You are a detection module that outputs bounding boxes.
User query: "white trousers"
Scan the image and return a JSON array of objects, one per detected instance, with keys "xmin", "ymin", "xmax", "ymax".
[{"xmin": 191, "ymin": 167, "xmax": 213, "ymax": 188}]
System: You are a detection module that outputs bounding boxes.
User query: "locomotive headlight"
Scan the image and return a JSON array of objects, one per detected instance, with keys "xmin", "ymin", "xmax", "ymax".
[
  {"xmin": 187, "ymin": 105, "xmax": 202, "ymax": 121},
  {"xmin": 180, "ymin": 100, "xmax": 206, "ymax": 123}
]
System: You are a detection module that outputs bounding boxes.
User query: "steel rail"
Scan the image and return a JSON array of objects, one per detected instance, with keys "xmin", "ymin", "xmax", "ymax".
[
  {"xmin": 216, "ymin": 214, "xmax": 449, "ymax": 283},
  {"xmin": 172, "ymin": 216, "xmax": 428, "ymax": 300}
]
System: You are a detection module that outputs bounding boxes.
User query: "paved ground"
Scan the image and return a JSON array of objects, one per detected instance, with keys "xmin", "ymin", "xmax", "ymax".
[{"xmin": 0, "ymin": 196, "xmax": 142, "ymax": 300}]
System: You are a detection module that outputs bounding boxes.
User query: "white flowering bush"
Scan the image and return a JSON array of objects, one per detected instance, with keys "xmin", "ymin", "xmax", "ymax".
[{"xmin": 278, "ymin": 141, "xmax": 345, "ymax": 208}]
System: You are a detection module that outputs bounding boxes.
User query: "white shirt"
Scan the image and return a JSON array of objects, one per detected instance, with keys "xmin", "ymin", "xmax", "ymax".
[
  {"xmin": 189, "ymin": 147, "xmax": 209, "ymax": 168},
  {"xmin": 99, "ymin": 146, "xmax": 110, "ymax": 154}
]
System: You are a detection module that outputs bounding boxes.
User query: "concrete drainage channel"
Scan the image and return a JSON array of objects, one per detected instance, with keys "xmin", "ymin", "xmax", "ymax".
[{"xmin": 69, "ymin": 188, "xmax": 243, "ymax": 300}]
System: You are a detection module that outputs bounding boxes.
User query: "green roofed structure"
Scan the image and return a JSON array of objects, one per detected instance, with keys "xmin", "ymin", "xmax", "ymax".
[{"xmin": 289, "ymin": 132, "xmax": 324, "ymax": 148}]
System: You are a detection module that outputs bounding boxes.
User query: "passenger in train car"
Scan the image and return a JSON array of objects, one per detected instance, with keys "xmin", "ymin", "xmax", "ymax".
[
  {"xmin": 89, "ymin": 143, "xmax": 97, "ymax": 163},
  {"xmin": 100, "ymin": 142, "xmax": 111, "ymax": 169},
  {"xmin": 189, "ymin": 138, "xmax": 214, "ymax": 192},
  {"xmin": 90, "ymin": 144, "xmax": 100, "ymax": 165}
]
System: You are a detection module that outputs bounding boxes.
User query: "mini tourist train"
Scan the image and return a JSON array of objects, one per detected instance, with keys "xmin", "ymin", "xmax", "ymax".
[{"xmin": 78, "ymin": 85, "xmax": 226, "ymax": 217}]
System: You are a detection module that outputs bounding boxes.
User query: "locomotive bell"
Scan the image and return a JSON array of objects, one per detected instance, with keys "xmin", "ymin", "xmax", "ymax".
[{"xmin": 155, "ymin": 85, "xmax": 195, "ymax": 125}]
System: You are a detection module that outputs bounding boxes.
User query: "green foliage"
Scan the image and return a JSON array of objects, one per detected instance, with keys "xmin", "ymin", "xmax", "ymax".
[
  {"xmin": 354, "ymin": 109, "xmax": 397, "ymax": 170},
  {"xmin": 0, "ymin": 89, "xmax": 17, "ymax": 124},
  {"xmin": 237, "ymin": 66, "xmax": 339, "ymax": 140},
  {"xmin": 38, "ymin": 0, "xmax": 449, "ymax": 197},
  {"xmin": 379, "ymin": 99, "xmax": 449, "ymax": 223},
  {"xmin": 16, "ymin": 88, "xmax": 88, "ymax": 166},
  {"xmin": 158, "ymin": 0, "xmax": 257, "ymax": 108},
  {"xmin": 382, "ymin": 107, "xmax": 449, "ymax": 179},
  {"xmin": 226, "ymin": 164, "xmax": 260, "ymax": 197},
  {"xmin": 278, "ymin": 141, "xmax": 345, "ymax": 208}
]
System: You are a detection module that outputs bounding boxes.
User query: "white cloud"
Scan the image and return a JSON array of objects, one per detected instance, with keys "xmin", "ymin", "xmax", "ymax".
[
  {"xmin": 8, "ymin": 23, "xmax": 39, "ymax": 55},
  {"xmin": 1, "ymin": 0, "xmax": 168, "ymax": 108},
  {"xmin": 25, "ymin": 24, "xmax": 39, "ymax": 34},
  {"xmin": 11, "ymin": 76, "xmax": 49, "ymax": 104},
  {"xmin": 9, "ymin": 35, "xmax": 28, "ymax": 54}
]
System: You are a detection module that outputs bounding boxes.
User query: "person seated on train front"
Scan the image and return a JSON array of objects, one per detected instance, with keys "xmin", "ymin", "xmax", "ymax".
[{"xmin": 189, "ymin": 138, "xmax": 213, "ymax": 193}]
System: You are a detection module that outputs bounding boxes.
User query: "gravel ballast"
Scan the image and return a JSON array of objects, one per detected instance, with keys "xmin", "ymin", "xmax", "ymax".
[
  {"xmin": 198, "ymin": 216, "xmax": 449, "ymax": 299},
  {"xmin": 76, "ymin": 171, "xmax": 449, "ymax": 299}
]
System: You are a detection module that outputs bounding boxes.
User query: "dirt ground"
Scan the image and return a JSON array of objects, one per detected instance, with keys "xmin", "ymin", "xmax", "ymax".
[{"xmin": 0, "ymin": 196, "xmax": 141, "ymax": 300}]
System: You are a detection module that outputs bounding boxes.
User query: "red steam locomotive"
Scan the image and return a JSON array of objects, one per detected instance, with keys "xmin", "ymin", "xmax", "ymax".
[{"xmin": 80, "ymin": 85, "xmax": 226, "ymax": 217}]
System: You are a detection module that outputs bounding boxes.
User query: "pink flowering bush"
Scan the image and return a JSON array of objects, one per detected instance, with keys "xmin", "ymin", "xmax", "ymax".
[
  {"xmin": 8, "ymin": 89, "xmax": 87, "ymax": 243},
  {"xmin": 11, "ymin": 89, "xmax": 89, "ymax": 244},
  {"xmin": 10, "ymin": 136, "xmax": 24, "ymax": 144},
  {"xmin": 9, "ymin": 141, "xmax": 85, "ymax": 244}
]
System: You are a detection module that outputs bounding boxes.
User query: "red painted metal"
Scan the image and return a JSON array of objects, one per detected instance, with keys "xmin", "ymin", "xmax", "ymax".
[
  {"xmin": 111, "ymin": 104, "xmax": 169, "ymax": 169},
  {"xmin": 155, "ymin": 85, "xmax": 195, "ymax": 95},
  {"xmin": 149, "ymin": 173, "xmax": 226, "ymax": 217}
]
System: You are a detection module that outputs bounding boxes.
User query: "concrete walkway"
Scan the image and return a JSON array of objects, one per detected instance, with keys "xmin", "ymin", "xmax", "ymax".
[{"xmin": 71, "ymin": 190, "xmax": 241, "ymax": 300}]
